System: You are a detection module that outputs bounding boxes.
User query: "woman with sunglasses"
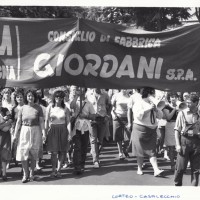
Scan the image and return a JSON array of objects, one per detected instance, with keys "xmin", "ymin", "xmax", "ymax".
[
  {"xmin": 45, "ymin": 90, "xmax": 70, "ymax": 178},
  {"xmin": 13, "ymin": 89, "xmax": 46, "ymax": 183}
]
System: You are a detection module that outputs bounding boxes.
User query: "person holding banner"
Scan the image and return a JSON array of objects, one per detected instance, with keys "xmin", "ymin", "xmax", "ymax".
[
  {"xmin": 13, "ymin": 90, "xmax": 46, "ymax": 183},
  {"xmin": 45, "ymin": 90, "xmax": 70, "ymax": 178},
  {"xmin": 174, "ymin": 94, "xmax": 200, "ymax": 186},
  {"xmin": 111, "ymin": 89, "xmax": 130, "ymax": 160},
  {"xmin": 132, "ymin": 87, "xmax": 164, "ymax": 176}
]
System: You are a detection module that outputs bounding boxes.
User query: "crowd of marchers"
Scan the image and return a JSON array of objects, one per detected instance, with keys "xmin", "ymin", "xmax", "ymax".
[{"xmin": 0, "ymin": 86, "xmax": 200, "ymax": 186}]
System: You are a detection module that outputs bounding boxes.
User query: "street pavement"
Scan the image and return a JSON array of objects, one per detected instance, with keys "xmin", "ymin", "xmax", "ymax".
[{"xmin": 0, "ymin": 140, "xmax": 192, "ymax": 186}]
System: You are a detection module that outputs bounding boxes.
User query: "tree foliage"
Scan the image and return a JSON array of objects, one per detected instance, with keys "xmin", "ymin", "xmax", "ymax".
[{"xmin": 0, "ymin": 6, "xmax": 194, "ymax": 31}]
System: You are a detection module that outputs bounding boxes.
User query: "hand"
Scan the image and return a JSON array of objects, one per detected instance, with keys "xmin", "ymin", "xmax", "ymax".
[
  {"xmin": 176, "ymin": 145, "xmax": 181, "ymax": 153},
  {"xmin": 150, "ymin": 102, "xmax": 156, "ymax": 110},
  {"xmin": 13, "ymin": 136, "xmax": 18, "ymax": 144},
  {"xmin": 126, "ymin": 123, "xmax": 132, "ymax": 131},
  {"xmin": 42, "ymin": 135, "xmax": 46, "ymax": 143},
  {"xmin": 75, "ymin": 90, "xmax": 81, "ymax": 97},
  {"xmin": 79, "ymin": 113, "xmax": 86, "ymax": 119}
]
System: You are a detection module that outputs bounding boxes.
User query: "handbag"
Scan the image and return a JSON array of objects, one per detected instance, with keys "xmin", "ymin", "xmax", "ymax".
[
  {"xmin": 70, "ymin": 102, "xmax": 86, "ymax": 130},
  {"xmin": 181, "ymin": 111, "xmax": 199, "ymax": 137}
]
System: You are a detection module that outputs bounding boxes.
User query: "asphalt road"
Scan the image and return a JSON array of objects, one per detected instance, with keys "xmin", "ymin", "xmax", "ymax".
[{"xmin": 0, "ymin": 140, "xmax": 192, "ymax": 186}]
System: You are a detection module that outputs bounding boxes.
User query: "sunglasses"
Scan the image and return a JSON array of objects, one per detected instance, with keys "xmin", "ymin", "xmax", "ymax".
[{"xmin": 55, "ymin": 96, "xmax": 63, "ymax": 98}]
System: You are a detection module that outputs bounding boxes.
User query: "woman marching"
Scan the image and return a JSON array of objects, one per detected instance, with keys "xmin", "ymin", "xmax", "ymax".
[
  {"xmin": 162, "ymin": 92, "xmax": 181, "ymax": 171},
  {"xmin": 13, "ymin": 90, "xmax": 46, "ymax": 183},
  {"xmin": 45, "ymin": 90, "xmax": 70, "ymax": 178},
  {"xmin": 0, "ymin": 94, "xmax": 12, "ymax": 181},
  {"xmin": 111, "ymin": 89, "xmax": 130, "ymax": 160},
  {"xmin": 11, "ymin": 88, "xmax": 24, "ymax": 167},
  {"xmin": 132, "ymin": 87, "xmax": 164, "ymax": 176}
]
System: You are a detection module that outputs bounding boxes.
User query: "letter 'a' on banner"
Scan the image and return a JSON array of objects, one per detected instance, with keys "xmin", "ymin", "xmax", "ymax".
[{"xmin": 0, "ymin": 17, "xmax": 200, "ymax": 91}]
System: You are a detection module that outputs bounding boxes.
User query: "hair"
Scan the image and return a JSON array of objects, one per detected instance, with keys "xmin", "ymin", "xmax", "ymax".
[
  {"xmin": 64, "ymin": 87, "xmax": 70, "ymax": 95},
  {"xmin": 166, "ymin": 92, "xmax": 179, "ymax": 102},
  {"xmin": 189, "ymin": 94, "xmax": 199, "ymax": 103},
  {"xmin": 24, "ymin": 89, "xmax": 38, "ymax": 104},
  {"xmin": 36, "ymin": 88, "xmax": 44, "ymax": 98},
  {"xmin": 52, "ymin": 90, "xmax": 65, "ymax": 108},
  {"xmin": 0, "ymin": 94, "xmax": 3, "ymax": 101},
  {"xmin": 14, "ymin": 89, "xmax": 24, "ymax": 106},
  {"xmin": 1, "ymin": 88, "xmax": 12, "ymax": 96},
  {"xmin": 141, "ymin": 87, "xmax": 155, "ymax": 98}
]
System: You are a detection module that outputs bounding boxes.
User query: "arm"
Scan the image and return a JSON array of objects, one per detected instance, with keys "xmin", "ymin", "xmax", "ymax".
[
  {"xmin": 127, "ymin": 108, "xmax": 133, "ymax": 130},
  {"xmin": 163, "ymin": 108, "xmax": 177, "ymax": 121},
  {"xmin": 174, "ymin": 112, "xmax": 183, "ymax": 153},
  {"xmin": 155, "ymin": 108, "xmax": 163, "ymax": 120},
  {"xmin": 39, "ymin": 116, "xmax": 46, "ymax": 142},
  {"xmin": 175, "ymin": 130, "xmax": 181, "ymax": 153},
  {"xmin": 13, "ymin": 115, "xmax": 22, "ymax": 140},
  {"xmin": 65, "ymin": 107, "xmax": 70, "ymax": 126},
  {"xmin": 44, "ymin": 104, "xmax": 51, "ymax": 131}
]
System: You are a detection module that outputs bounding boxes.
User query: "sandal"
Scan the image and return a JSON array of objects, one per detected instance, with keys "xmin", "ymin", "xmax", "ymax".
[
  {"xmin": 137, "ymin": 170, "xmax": 144, "ymax": 175},
  {"xmin": 29, "ymin": 175, "xmax": 35, "ymax": 182},
  {"xmin": 2, "ymin": 175, "xmax": 8, "ymax": 181},
  {"xmin": 22, "ymin": 176, "xmax": 29, "ymax": 183},
  {"xmin": 119, "ymin": 154, "xmax": 125, "ymax": 160},
  {"xmin": 49, "ymin": 171, "xmax": 57, "ymax": 178},
  {"xmin": 56, "ymin": 171, "xmax": 62, "ymax": 178}
]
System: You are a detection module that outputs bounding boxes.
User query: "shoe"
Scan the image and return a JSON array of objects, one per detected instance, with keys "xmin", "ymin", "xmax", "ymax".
[
  {"xmin": 137, "ymin": 170, "xmax": 144, "ymax": 175},
  {"xmin": 29, "ymin": 175, "xmax": 35, "ymax": 182},
  {"xmin": 2, "ymin": 175, "xmax": 8, "ymax": 181},
  {"xmin": 154, "ymin": 169, "xmax": 164, "ymax": 177},
  {"xmin": 36, "ymin": 166, "xmax": 42, "ymax": 170},
  {"xmin": 119, "ymin": 154, "xmax": 125, "ymax": 160},
  {"xmin": 164, "ymin": 156, "xmax": 170, "ymax": 161},
  {"xmin": 68, "ymin": 160, "xmax": 72, "ymax": 167},
  {"xmin": 22, "ymin": 176, "xmax": 29, "ymax": 183},
  {"xmin": 56, "ymin": 171, "xmax": 62, "ymax": 178},
  {"xmin": 171, "ymin": 165, "xmax": 175, "ymax": 172},
  {"xmin": 142, "ymin": 163, "xmax": 148, "ymax": 170},
  {"xmin": 73, "ymin": 169, "xmax": 82, "ymax": 175},
  {"xmin": 63, "ymin": 163, "xmax": 68, "ymax": 169},
  {"xmin": 124, "ymin": 151, "xmax": 130, "ymax": 158},
  {"xmin": 49, "ymin": 171, "xmax": 57, "ymax": 178},
  {"xmin": 93, "ymin": 161, "xmax": 100, "ymax": 169},
  {"xmin": 175, "ymin": 182, "xmax": 182, "ymax": 186}
]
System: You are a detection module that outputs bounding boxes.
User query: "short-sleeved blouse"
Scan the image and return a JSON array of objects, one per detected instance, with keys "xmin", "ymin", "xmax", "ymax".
[{"xmin": 19, "ymin": 104, "xmax": 43, "ymax": 126}]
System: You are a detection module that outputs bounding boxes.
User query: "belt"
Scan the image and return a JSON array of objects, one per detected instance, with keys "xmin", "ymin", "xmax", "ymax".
[
  {"xmin": 181, "ymin": 134, "xmax": 200, "ymax": 139},
  {"xmin": 22, "ymin": 122, "xmax": 38, "ymax": 127}
]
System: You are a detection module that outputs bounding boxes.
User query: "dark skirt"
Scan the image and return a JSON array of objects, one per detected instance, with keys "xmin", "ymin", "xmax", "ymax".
[
  {"xmin": 132, "ymin": 123, "xmax": 157, "ymax": 157},
  {"xmin": 46, "ymin": 124, "xmax": 68, "ymax": 153},
  {"xmin": 0, "ymin": 130, "xmax": 11, "ymax": 162}
]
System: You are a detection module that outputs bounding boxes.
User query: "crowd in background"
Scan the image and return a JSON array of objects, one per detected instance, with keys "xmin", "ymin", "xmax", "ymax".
[{"xmin": 0, "ymin": 86, "xmax": 200, "ymax": 186}]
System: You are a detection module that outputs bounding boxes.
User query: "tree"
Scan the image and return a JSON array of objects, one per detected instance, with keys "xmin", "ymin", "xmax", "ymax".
[
  {"xmin": 196, "ymin": 7, "xmax": 200, "ymax": 22},
  {"xmin": 92, "ymin": 7, "xmax": 191, "ymax": 31},
  {"xmin": 0, "ymin": 6, "xmax": 193, "ymax": 31},
  {"xmin": 0, "ymin": 6, "xmax": 86, "ymax": 18}
]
